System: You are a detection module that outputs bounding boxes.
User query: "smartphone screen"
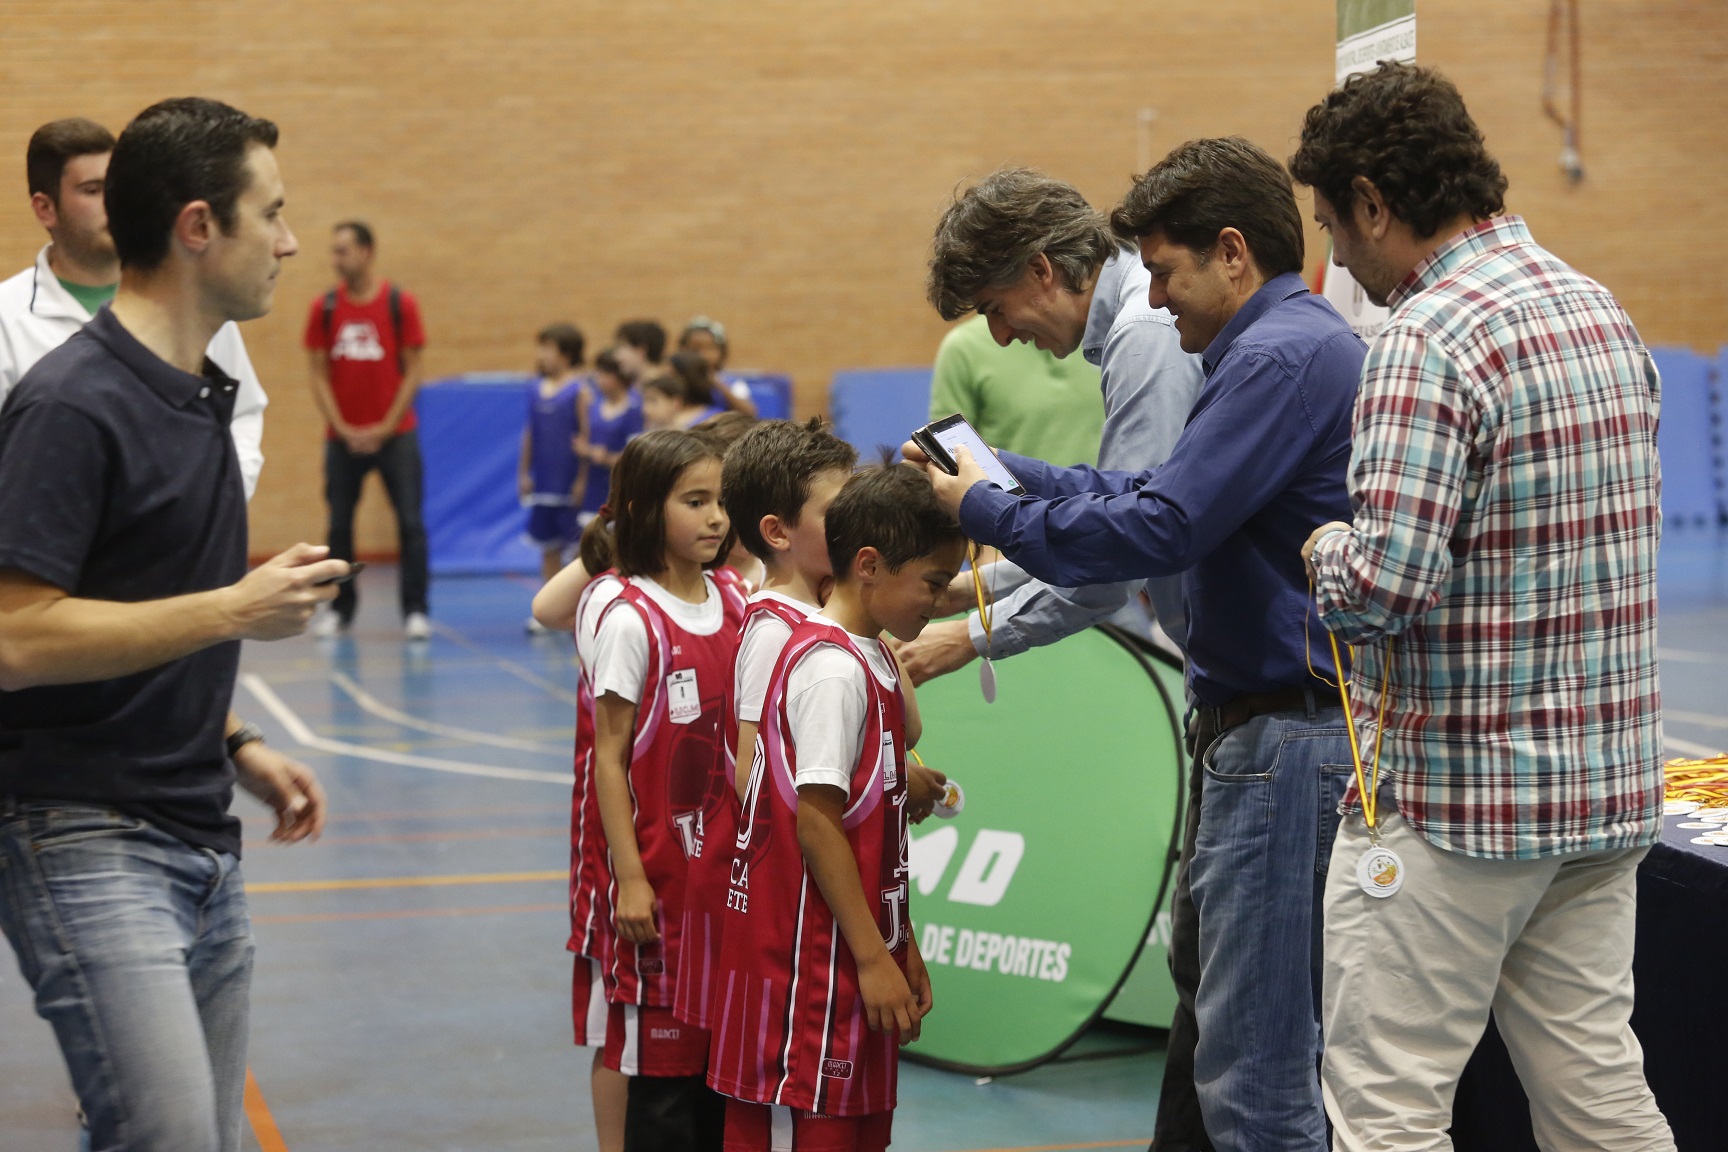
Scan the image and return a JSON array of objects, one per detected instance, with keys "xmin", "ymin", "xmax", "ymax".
[{"xmin": 930, "ymin": 418, "xmax": 1023, "ymax": 494}]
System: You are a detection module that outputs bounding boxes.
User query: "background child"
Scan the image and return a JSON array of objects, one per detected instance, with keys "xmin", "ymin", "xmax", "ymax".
[
  {"xmin": 641, "ymin": 372, "xmax": 706, "ymax": 432},
  {"xmin": 576, "ymin": 347, "xmax": 645, "ymax": 528},
  {"xmin": 710, "ymin": 464, "xmax": 967, "ymax": 1152},
  {"xmin": 520, "ymin": 323, "xmax": 588, "ymax": 630},
  {"xmin": 587, "ymin": 429, "xmax": 747, "ymax": 1151}
]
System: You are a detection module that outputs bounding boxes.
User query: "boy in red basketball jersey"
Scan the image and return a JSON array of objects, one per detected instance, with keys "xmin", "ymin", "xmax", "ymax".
[{"xmin": 710, "ymin": 464, "xmax": 967, "ymax": 1152}]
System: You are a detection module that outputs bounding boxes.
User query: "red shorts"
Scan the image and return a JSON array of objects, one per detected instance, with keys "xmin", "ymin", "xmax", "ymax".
[
  {"xmin": 572, "ymin": 955, "xmax": 609, "ymax": 1048},
  {"xmin": 723, "ymin": 1098, "xmax": 892, "ymax": 1152},
  {"xmin": 601, "ymin": 1002, "xmax": 710, "ymax": 1077}
]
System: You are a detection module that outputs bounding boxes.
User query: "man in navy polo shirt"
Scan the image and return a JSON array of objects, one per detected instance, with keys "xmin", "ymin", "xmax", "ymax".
[
  {"xmin": 0, "ymin": 98, "xmax": 346, "ymax": 1152},
  {"xmin": 909, "ymin": 138, "xmax": 1366, "ymax": 1152}
]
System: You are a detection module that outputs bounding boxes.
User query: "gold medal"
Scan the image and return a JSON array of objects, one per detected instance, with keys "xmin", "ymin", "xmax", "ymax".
[{"xmin": 1356, "ymin": 844, "xmax": 1403, "ymax": 898}]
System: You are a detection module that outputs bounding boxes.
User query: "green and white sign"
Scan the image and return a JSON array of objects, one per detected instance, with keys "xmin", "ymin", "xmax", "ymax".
[
  {"xmin": 1322, "ymin": 0, "xmax": 1417, "ymax": 341},
  {"xmin": 906, "ymin": 626, "xmax": 1184, "ymax": 1073}
]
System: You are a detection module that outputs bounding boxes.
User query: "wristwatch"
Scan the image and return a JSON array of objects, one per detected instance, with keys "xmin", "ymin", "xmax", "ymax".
[{"xmin": 226, "ymin": 721, "xmax": 265, "ymax": 760}]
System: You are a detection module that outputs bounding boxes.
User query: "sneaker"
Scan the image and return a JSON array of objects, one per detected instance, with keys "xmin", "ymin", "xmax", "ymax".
[
  {"xmin": 525, "ymin": 616, "xmax": 550, "ymax": 636},
  {"xmin": 404, "ymin": 612, "xmax": 432, "ymax": 641},
  {"xmin": 310, "ymin": 609, "xmax": 349, "ymax": 638}
]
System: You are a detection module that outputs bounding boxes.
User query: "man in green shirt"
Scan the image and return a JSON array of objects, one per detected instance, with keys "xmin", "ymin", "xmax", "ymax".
[{"xmin": 928, "ymin": 313, "xmax": 1105, "ymax": 466}]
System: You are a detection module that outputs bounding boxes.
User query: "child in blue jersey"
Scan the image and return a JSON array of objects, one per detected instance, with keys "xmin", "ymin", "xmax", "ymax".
[
  {"xmin": 576, "ymin": 348, "xmax": 645, "ymax": 527},
  {"xmin": 521, "ymin": 323, "xmax": 588, "ymax": 627}
]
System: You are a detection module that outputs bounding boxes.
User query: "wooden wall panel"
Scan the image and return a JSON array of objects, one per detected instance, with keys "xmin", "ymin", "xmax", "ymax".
[{"xmin": 0, "ymin": 1, "xmax": 1720, "ymax": 554}]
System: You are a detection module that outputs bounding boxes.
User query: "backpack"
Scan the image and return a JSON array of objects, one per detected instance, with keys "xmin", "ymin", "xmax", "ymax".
[{"xmin": 322, "ymin": 284, "xmax": 406, "ymax": 375}]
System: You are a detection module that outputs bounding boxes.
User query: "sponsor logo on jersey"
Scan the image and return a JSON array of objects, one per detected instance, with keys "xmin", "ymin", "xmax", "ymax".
[
  {"xmin": 640, "ymin": 958, "xmax": 665, "ymax": 975},
  {"xmin": 651, "ymin": 1027, "xmax": 682, "ymax": 1041},
  {"xmin": 332, "ymin": 320, "xmax": 386, "ymax": 362},
  {"xmin": 821, "ymin": 1059, "xmax": 855, "ymax": 1080}
]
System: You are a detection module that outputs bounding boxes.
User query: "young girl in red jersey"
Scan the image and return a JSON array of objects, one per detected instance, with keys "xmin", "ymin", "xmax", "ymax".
[
  {"xmin": 587, "ymin": 428, "xmax": 747, "ymax": 1152},
  {"xmin": 711, "ymin": 465, "xmax": 966, "ymax": 1152}
]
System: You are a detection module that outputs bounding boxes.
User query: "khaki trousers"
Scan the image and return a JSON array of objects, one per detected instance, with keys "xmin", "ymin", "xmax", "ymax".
[{"xmin": 1321, "ymin": 802, "xmax": 1675, "ymax": 1152}]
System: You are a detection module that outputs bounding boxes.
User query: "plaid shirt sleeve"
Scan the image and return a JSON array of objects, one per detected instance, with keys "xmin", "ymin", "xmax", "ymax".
[{"xmin": 1310, "ymin": 323, "xmax": 1475, "ymax": 642}]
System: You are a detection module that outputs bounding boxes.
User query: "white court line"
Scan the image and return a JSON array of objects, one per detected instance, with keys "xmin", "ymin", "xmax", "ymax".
[
  {"xmin": 328, "ymin": 671, "xmax": 571, "ymax": 756},
  {"xmin": 1665, "ymin": 709, "xmax": 1728, "ymax": 731},
  {"xmin": 1666, "ymin": 731, "xmax": 1725, "ymax": 759},
  {"xmin": 240, "ymin": 673, "xmax": 571, "ymax": 786},
  {"xmin": 1660, "ymin": 648, "xmax": 1728, "ymax": 666},
  {"xmin": 428, "ymin": 620, "xmax": 578, "ymax": 705}
]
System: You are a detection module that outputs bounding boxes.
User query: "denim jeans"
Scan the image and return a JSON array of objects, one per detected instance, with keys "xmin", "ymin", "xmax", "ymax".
[
  {"xmin": 1188, "ymin": 706, "xmax": 1352, "ymax": 1152},
  {"xmin": 324, "ymin": 430, "xmax": 431, "ymax": 620},
  {"xmin": 0, "ymin": 800, "xmax": 253, "ymax": 1152}
]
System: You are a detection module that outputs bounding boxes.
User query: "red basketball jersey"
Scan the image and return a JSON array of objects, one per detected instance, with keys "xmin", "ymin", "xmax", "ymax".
[
  {"xmin": 708, "ymin": 619, "xmax": 911, "ymax": 1118},
  {"xmin": 569, "ymin": 571, "xmax": 625, "ymax": 962},
  {"xmin": 599, "ymin": 574, "xmax": 746, "ymax": 1007},
  {"xmin": 675, "ymin": 592, "xmax": 811, "ymax": 1028}
]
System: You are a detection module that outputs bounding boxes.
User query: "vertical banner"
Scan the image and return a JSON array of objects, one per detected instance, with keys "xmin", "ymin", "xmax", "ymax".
[{"xmin": 1321, "ymin": 0, "xmax": 1417, "ymax": 341}]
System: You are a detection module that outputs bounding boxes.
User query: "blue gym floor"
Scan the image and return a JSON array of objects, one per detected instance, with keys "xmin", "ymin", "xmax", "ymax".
[{"xmin": 3, "ymin": 533, "xmax": 1724, "ymax": 1151}]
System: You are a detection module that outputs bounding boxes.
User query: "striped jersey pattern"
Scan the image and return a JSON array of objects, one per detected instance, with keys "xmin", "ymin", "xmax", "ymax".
[
  {"xmin": 708, "ymin": 620, "xmax": 909, "ymax": 1117},
  {"xmin": 1310, "ymin": 215, "xmax": 1664, "ymax": 860},
  {"xmin": 568, "ymin": 572, "xmax": 624, "ymax": 962}
]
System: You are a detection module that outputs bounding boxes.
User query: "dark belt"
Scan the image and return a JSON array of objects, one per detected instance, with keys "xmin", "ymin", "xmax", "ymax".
[{"xmin": 1186, "ymin": 683, "xmax": 1343, "ymax": 756}]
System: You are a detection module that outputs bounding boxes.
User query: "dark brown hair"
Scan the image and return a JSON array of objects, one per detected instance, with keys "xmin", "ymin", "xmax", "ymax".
[
  {"xmin": 926, "ymin": 168, "xmax": 1117, "ymax": 322},
  {"xmin": 825, "ymin": 462, "xmax": 965, "ymax": 581},
  {"xmin": 334, "ymin": 219, "xmax": 374, "ymax": 249},
  {"xmin": 537, "ymin": 322, "xmax": 586, "ymax": 368},
  {"xmin": 614, "ymin": 319, "xmax": 667, "ymax": 364},
  {"xmin": 1289, "ymin": 62, "xmax": 1507, "ymax": 240},
  {"xmin": 668, "ymin": 350, "xmax": 719, "ymax": 407},
  {"xmin": 1109, "ymin": 137, "xmax": 1305, "ymax": 276},
  {"xmin": 27, "ymin": 118, "xmax": 115, "ymax": 202},
  {"xmin": 578, "ymin": 429, "xmax": 733, "ymax": 578},
  {"xmin": 723, "ymin": 418, "xmax": 859, "ymax": 563},
  {"xmin": 106, "ymin": 97, "xmax": 279, "ymax": 271},
  {"xmin": 593, "ymin": 347, "xmax": 624, "ymax": 380},
  {"xmin": 692, "ymin": 410, "xmax": 754, "ymax": 449}
]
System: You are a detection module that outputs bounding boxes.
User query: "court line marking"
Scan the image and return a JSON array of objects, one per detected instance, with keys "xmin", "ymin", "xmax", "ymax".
[
  {"xmin": 428, "ymin": 620, "xmax": 579, "ymax": 704},
  {"xmin": 328, "ymin": 670, "xmax": 571, "ymax": 756},
  {"xmin": 253, "ymin": 901, "xmax": 562, "ymax": 925},
  {"xmin": 244, "ymin": 1067, "xmax": 290, "ymax": 1152},
  {"xmin": 947, "ymin": 1142, "xmax": 1145, "ymax": 1152},
  {"xmin": 1666, "ymin": 732, "xmax": 1723, "ymax": 758},
  {"xmin": 1660, "ymin": 648, "xmax": 1727, "ymax": 665},
  {"xmin": 314, "ymin": 826, "xmax": 565, "ymax": 847},
  {"xmin": 240, "ymin": 673, "xmax": 571, "ymax": 786},
  {"xmin": 240, "ymin": 803, "xmax": 556, "ymax": 826},
  {"xmin": 1666, "ymin": 709, "xmax": 1728, "ymax": 730},
  {"xmin": 247, "ymin": 869, "xmax": 564, "ymax": 894}
]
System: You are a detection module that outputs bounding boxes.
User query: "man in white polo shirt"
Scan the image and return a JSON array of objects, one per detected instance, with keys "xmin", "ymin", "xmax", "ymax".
[{"xmin": 0, "ymin": 117, "xmax": 269, "ymax": 498}]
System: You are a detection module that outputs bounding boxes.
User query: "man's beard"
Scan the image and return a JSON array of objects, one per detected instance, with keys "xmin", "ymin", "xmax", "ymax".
[{"xmin": 56, "ymin": 220, "xmax": 119, "ymax": 276}]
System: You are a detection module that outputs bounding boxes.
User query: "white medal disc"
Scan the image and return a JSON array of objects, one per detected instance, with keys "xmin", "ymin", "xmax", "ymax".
[
  {"xmin": 1356, "ymin": 844, "xmax": 1404, "ymax": 899},
  {"xmin": 979, "ymin": 658, "xmax": 997, "ymax": 704}
]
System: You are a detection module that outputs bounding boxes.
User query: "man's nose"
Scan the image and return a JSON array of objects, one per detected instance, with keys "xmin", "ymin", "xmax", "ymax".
[{"xmin": 985, "ymin": 314, "xmax": 1013, "ymax": 347}]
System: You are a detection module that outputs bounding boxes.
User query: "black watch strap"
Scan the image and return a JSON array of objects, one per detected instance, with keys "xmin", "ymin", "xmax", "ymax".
[{"xmin": 226, "ymin": 721, "xmax": 265, "ymax": 759}]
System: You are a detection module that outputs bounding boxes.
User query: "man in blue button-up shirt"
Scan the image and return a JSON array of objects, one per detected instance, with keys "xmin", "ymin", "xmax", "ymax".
[{"xmin": 910, "ymin": 138, "xmax": 1365, "ymax": 1152}]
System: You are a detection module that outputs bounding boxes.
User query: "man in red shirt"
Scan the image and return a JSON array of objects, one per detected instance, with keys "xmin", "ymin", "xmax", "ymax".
[{"xmin": 303, "ymin": 220, "xmax": 430, "ymax": 639}]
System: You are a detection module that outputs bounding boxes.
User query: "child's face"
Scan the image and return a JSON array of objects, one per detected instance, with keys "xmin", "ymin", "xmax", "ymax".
[
  {"xmin": 662, "ymin": 457, "xmax": 729, "ymax": 568},
  {"xmin": 594, "ymin": 368, "xmax": 627, "ymax": 398},
  {"xmin": 782, "ymin": 468, "xmax": 851, "ymax": 585},
  {"xmin": 682, "ymin": 330, "xmax": 725, "ymax": 371},
  {"xmin": 863, "ymin": 538, "xmax": 967, "ymax": 643},
  {"xmin": 642, "ymin": 389, "xmax": 676, "ymax": 430},
  {"xmin": 534, "ymin": 340, "xmax": 568, "ymax": 379}
]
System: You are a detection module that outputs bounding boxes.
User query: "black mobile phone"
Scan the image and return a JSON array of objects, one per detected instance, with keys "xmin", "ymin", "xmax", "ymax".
[
  {"xmin": 911, "ymin": 414, "xmax": 1026, "ymax": 495},
  {"xmin": 318, "ymin": 561, "xmax": 367, "ymax": 587}
]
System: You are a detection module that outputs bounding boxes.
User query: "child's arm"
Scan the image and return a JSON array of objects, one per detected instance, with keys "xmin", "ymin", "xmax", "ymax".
[
  {"xmin": 797, "ymin": 785, "xmax": 920, "ymax": 1037},
  {"xmin": 519, "ymin": 427, "xmax": 534, "ymax": 501},
  {"xmin": 889, "ymin": 647, "xmax": 923, "ymax": 750},
  {"xmin": 594, "ymin": 690, "xmax": 658, "ymax": 943},
  {"xmin": 531, "ymin": 558, "xmax": 593, "ymax": 632},
  {"xmin": 733, "ymin": 721, "xmax": 759, "ymax": 800},
  {"xmin": 903, "ymin": 927, "xmax": 933, "ymax": 1041},
  {"xmin": 571, "ymin": 385, "xmax": 592, "ymax": 509}
]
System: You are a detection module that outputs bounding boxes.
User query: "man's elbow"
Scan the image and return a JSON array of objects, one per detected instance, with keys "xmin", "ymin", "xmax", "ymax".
[{"xmin": 0, "ymin": 635, "xmax": 48, "ymax": 691}]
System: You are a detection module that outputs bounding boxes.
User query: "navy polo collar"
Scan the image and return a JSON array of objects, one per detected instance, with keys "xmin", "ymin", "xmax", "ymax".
[
  {"xmin": 1200, "ymin": 271, "xmax": 1312, "ymax": 377},
  {"xmin": 83, "ymin": 305, "xmax": 235, "ymax": 410}
]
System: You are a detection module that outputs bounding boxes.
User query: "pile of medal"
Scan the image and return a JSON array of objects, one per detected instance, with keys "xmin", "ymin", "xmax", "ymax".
[{"xmin": 1662, "ymin": 754, "xmax": 1728, "ymax": 846}]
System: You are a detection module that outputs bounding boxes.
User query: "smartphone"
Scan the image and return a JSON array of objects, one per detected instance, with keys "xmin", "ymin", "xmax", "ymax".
[
  {"xmin": 317, "ymin": 561, "xmax": 367, "ymax": 587},
  {"xmin": 911, "ymin": 414, "xmax": 1026, "ymax": 495}
]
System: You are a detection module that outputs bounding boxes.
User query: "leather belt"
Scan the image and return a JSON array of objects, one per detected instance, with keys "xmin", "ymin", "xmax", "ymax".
[{"xmin": 1187, "ymin": 683, "xmax": 1343, "ymax": 756}]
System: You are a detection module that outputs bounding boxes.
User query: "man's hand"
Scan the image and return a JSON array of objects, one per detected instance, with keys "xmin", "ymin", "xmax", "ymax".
[
  {"xmin": 1302, "ymin": 521, "xmax": 1353, "ymax": 578},
  {"xmin": 900, "ymin": 441, "xmax": 989, "ymax": 520},
  {"xmin": 345, "ymin": 425, "xmax": 388, "ymax": 456},
  {"xmin": 222, "ymin": 544, "xmax": 347, "ymax": 640},
  {"xmin": 613, "ymin": 876, "xmax": 661, "ymax": 945},
  {"xmin": 903, "ymin": 936, "xmax": 934, "ymax": 1043},
  {"xmin": 858, "ymin": 949, "xmax": 920, "ymax": 1037},
  {"xmin": 234, "ymin": 741, "xmax": 327, "ymax": 843},
  {"xmin": 896, "ymin": 618, "xmax": 978, "ymax": 686},
  {"xmin": 906, "ymin": 761, "xmax": 949, "ymax": 825}
]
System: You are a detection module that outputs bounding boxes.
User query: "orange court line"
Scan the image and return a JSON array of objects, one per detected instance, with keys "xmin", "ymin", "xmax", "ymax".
[
  {"xmin": 243, "ymin": 1067, "xmax": 290, "ymax": 1152},
  {"xmin": 314, "ymin": 826, "xmax": 565, "ymax": 846},
  {"xmin": 246, "ymin": 869, "xmax": 564, "ymax": 894},
  {"xmin": 254, "ymin": 902, "xmax": 563, "ymax": 925}
]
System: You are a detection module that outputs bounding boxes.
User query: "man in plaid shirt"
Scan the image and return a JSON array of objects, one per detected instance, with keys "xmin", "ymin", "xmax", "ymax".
[{"xmin": 1293, "ymin": 63, "xmax": 1673, "ymax": 1151}]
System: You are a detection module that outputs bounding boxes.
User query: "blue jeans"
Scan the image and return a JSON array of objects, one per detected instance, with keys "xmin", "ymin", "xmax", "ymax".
[
  {"xmin": 0, "ymin": 800, "xmax": 253, "ymax": 1152},
  {"xmin": 1188, "ymin": 706, "xmax": 1352, "ymax": 1152}
]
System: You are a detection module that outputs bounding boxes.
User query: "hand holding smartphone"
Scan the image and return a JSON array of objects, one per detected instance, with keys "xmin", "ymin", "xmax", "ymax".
[
  {"xmin": 317, "ymin": 561, "xmax": 366, "ymax": 587},
  {"xmin": 910, "ymin": 414, "xmax": 1025, "ymax": 495}
]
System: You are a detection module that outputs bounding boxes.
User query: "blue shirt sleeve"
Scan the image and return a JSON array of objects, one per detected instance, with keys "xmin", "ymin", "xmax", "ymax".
[{"xmin": 962, "ymin": 350, "xmax": 1324, "ymax": 587}]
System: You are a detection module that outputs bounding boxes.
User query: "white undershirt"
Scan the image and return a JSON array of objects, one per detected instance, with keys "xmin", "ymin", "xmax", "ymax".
[
  {"xmin": 785, "ymin": 615, "xmax": 897, "ymax": 794},
  {"xmin": 733, "ymin": 590, "xmax": 819, "ymax": 726},
  {"xmin": 591, "ymin": 574, "xmax": 724, "ymax": 704},
  {"xmin": 575, "ymin": 573, "xmax": 625, "ymax": 672}
]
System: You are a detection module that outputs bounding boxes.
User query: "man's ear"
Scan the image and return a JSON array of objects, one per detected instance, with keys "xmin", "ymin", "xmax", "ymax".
[
  {"xmin": 1349, "ymin": 176, "xmax": 1392, "ymax": 242},
  {"xmin": 30, "ymin": 192, "xmax": 58, "ymax": 232},
  {"xmin": 1027, "ymin": 251, "xmax": 1056, "ymax": 289},
  {"xmin": 759, "ymin": 514, "xmax": 795, "ymax": 556},
  {"xmin": 173, "ymin": 199, "xmax": 218, "ymax": 256},
  {"xmin": 1216, "ymin": 227, "xmax": 1251, "ymax": 279}
]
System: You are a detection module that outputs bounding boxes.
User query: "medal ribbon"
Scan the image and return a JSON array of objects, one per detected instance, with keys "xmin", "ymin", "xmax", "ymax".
[
  {"xmin": 1308, "ymin": 576, "xmax": 1394, "ymax": 840},
  {"xmin": 969, "ymin": 541, "xmax": 994, "ymax": 655}
]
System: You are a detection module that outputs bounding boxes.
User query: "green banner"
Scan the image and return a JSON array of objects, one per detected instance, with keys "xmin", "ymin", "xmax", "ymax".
[{"xmin": 906, "ymin": 626, "xmax": 1184, "ymax": 1073}]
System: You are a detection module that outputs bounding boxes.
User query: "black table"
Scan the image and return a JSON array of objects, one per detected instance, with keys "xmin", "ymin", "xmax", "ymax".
[{"xmin": 1451, "ymin": 815, "xmax": 1728, "ymax": 1150}]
